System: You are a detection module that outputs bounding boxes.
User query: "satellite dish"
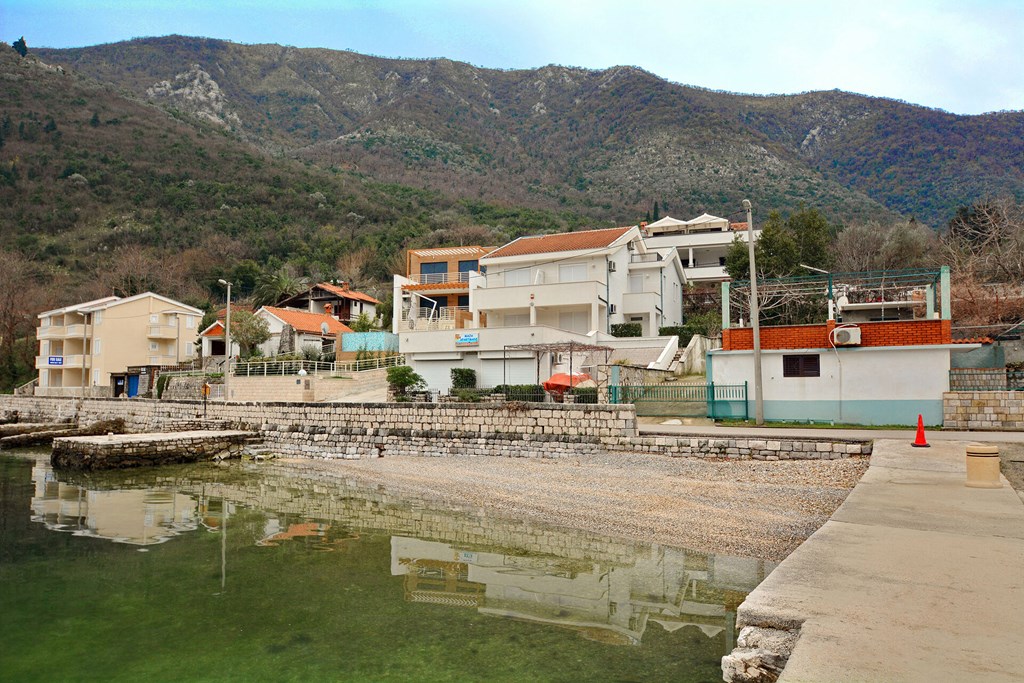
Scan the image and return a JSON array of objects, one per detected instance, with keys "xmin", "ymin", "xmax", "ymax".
[{"xmin": 320, "ymin": 322, "xmax": 330, "ymax": 335}]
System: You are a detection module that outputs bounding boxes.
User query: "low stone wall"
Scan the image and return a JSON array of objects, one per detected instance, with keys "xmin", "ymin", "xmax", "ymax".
[
  {"xmin": 0, "ymin": 395, "xmax": 869, "ymax": 461},
  {"xmin": 52, "ymin": 431, "xmax": 252, "ymax": 470},
  {"xmin": 943, "ymin": 391, "xmax": 1024, "ymax": 430}
]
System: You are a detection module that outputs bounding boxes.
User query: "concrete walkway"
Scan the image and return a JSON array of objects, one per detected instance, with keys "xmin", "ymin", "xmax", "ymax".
[
  {"xmin": 727, "ymin": 439, "xmax": 1024, "ymax": 682},
  {"xmin": 640, "ymin": 422, "xmax": 1024, "ymax": 443}
]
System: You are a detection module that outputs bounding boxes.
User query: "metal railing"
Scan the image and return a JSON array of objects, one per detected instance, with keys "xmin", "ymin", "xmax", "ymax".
[
  {"xmin": 400, "ymin": 306, "xmax": 469, "ymax": 331},
  {"xmin": 406, "ymin": 272, "xmax": 472, "ymax": 285},
  {"xmin": 608, "ymin": 382, "xmax": 748, "ymax": 419},
  {"xmin": 949, "ymin": 368, "xmax": 1024, "ymax": 391},
  {"xmin": 232, "ymin": 355, "xmax": 405, "ymax": 377}
]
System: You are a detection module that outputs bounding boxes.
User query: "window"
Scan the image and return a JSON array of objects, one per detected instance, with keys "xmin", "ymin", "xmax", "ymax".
[
  {"xmin": 783, "ymin": 355, "xmax": 820, "ymax": 378},
  {"xmin": 185, "ymin": 315, "xmax": 194, "ymax": 329},
  {"xmin": 94, "ymin": 339, "xmax": 102, "ymax": 354},
  {"xmin": 559, "ymin": 263, "xmax": 587, "ymax": 283},
  {"xmin": 457, "ymin": 260, "xmax": 478, "ymax": 281},
  {"xmin": 419, "ymin": 261, "xmax": 447, "ymax": 283},
  {"xmin": 149, "ymin": 314, "xmax": 159, "ymax": 324},
  {"xmin": 149, "ymin": 342, "xmax": 159, "ymax": 351},
  {"xmin": 457, "ymin": 295, "xmax": 469, "ymax": 307},
  {"xmin": 504, "ymin": 313, "xmax": 529, "ymax": 327},
  {"xmin": 558, "ymin": 311, "xmax": 590, "ymax": 333},
  {"xmin": 628, "ymin": 274, "xmax": 643, "ymax": 293},
  {"xmin": 93, "ymin": 311, "xmax": 102, "ymax": 325},
  {"xmin": 504, "ymin": 269, "xmax": 530, "ymax": 287}
]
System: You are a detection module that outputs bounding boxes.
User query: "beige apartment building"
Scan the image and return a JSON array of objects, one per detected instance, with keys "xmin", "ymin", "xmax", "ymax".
[{"xmin": 35, "ymin": 292, "xmax": 203, "ymax": 397}]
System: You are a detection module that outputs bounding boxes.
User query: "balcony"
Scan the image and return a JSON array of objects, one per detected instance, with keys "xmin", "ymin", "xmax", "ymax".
[
  {"xmin": 404, "ymin": 272, "xmax": 472, "ymax": 286},
  {"xmin": 36, "ymin": 354, "xmax": 86, "ymax": 369},
  {"xmin": 398, "ymin": 306, "xmax": 471, "ymax": 331},
  {"xmin": 630, "ymin": 253, "xmax": 663, "ymax": 264},
  {"xmin": 147, "ymin": 325, "xmax": 179, "ymax": 338},
  {"xmin": 682, "ymin": 264, "xmax": 730, "ymax": 282},
  {"xmin": 475, "ymin": 280, "xmax": 603, "ymax": 311},
  {"xmin": 36, "ymin": 324, "xmax": 92, "ymax": 340},
  {"xmin": 622, "ymin": 291, "xmax": 660, "ymax": 314}
]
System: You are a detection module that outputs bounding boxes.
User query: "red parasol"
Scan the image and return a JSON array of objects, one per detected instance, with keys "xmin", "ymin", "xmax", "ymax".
[{"xmin": 542, "ymin": 372, "xmax": 593, "ymax": 393}]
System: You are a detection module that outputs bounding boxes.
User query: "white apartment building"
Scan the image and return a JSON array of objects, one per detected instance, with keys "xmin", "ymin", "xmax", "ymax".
[
  {"xmin": 36, "ymin": 292, "xmax": 203, "ymax": 397},
  {"xmin": 642, "ymin": 214, "xmax": 760, "ymax": 282},
  {"xmin": 392, "ymin": 226, "xmax": 687, "ymax": 391}
]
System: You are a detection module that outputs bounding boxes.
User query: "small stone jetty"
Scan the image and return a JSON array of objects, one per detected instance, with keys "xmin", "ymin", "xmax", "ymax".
[{"xmin": 51, "ymin": 430, "xmax": 259, "ymax": 470}]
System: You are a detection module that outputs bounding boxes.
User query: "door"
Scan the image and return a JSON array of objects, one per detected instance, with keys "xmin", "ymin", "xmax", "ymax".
[{"xmin": 127, "ymin": 375, "xmax": 140, "ymax": 397}]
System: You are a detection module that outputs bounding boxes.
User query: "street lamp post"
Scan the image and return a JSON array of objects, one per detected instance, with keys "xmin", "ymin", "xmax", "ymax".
[
  {"xmin": 743, "ymin": 200, "xmax": 764, "ymax": 425},
  {"xmin": 218, "ymin": 279, "xmax": 232, "ymax": 402}
]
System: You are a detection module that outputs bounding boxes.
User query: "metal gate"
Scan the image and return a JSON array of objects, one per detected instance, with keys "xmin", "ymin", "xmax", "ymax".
[{"xmin": 608, "ymin": 382, "xmax": 748, "ymax": 419}]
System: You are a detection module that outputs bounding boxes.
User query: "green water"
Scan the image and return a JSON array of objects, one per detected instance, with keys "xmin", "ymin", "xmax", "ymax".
[{"xmin": 0, "ymin": 450, "xmax": 771, "ymax": 682}]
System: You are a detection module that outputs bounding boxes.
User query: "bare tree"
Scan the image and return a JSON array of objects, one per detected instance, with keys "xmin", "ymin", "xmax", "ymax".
[{"xmin": 941, "ymin": 198, "xmax": 1024, "ymax": 283}]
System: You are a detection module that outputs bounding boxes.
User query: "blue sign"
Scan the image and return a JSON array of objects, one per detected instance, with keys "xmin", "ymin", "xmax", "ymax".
[
  {"xmin": 455, "ymin": 332, "xmax": 479, "ymax": 347},
  {"xmin": 48, "ymin": 356, "xmax": 63, "ymax": 366}
]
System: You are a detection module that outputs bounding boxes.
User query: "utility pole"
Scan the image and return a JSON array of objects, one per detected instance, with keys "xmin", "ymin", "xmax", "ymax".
[
  {"xmin": 218, "ymin": 279, "xmax": 232, "ymax": 402},
  {"xmin": 743, "ymin": 200, "xmax": 764, "ymax": 425}
]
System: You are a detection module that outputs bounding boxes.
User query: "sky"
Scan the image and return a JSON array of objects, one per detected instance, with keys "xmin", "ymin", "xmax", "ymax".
[{"xmin": 2, "ymin": 0, "xmax": 1022, "ymax": 115}]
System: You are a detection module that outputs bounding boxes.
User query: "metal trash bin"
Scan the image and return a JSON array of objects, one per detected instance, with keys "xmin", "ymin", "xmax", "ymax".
[{"xmin": 965, "ymin": 443, "xmax": 1002, "ymax": 489}]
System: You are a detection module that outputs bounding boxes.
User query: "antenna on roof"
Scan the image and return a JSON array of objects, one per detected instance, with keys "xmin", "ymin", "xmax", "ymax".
[{"xmin": 320, "ymin": 322, "xmax": 330, "ymax": 335}]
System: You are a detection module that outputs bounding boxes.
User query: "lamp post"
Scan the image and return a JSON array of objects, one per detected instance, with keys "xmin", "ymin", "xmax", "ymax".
[
  {"xmin": 218, "ymin": 279, "xmax": 232, "ymax": 402},
  {"xmin": 743, "ymin": 200, "xmax": 764, "ymax": 425}
]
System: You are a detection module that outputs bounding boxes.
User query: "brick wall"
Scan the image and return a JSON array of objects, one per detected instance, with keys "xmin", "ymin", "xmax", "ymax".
[{"xmin": 723, "ymin": 319, "xmax": 951, "ymax": 351}]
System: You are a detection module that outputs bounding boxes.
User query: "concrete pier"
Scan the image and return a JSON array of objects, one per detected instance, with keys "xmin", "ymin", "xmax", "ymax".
[
  {"xmin": 723, "ymin": 439, "xmax": 1024, "ymax": 682},
  {"xmin": 51, "ymin": 430, "xmax": 258, "ymax": 470}
]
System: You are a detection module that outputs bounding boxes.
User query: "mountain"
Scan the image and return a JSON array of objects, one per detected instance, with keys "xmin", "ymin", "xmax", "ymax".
[{"xmin": 33, "ymin": 36, "xmax": 1024, "ymax": 229}]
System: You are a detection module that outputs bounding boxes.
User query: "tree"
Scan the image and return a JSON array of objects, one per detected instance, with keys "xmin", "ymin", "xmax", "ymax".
[
  {"xmin": 349, "ymin": 312, "xmax": 376, "ymax": 332},
  {"xmin": 652, "ymin": 201, "xmax": 660, "ymax": 221},
  {"xmin": 387, "ymin": 365, "xmax": 425, "ymax": 400},
  {"xmin": 252, "ymin": 267, "xmax": 309, "ymax": 307},
  {"xmin": 725, "ymin": 206, "xmax": 833, "ymax": 280},
  {"xmin": 12, "ymin": 37, "xmax": 27, "ymax": 58},
  {"xmin": 833, "ymin": 220, "xmax": 937, "ymax": 272},
  {"xmin": 942, "ymin": 198, "xmax": 1024, "ymax": 282},
  {"xmin": 230, "ymin": 311, "xmax": 270, "ymax": 359}
]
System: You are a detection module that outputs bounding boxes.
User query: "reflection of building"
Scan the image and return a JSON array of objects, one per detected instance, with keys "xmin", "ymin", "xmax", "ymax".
[
  {"xmin": 390, "ymin": 536, "xmax": 773, "ymax": 648},
  {"xmin": 30, "ymin": 464, "xmax": 198, "ymax": 545}
]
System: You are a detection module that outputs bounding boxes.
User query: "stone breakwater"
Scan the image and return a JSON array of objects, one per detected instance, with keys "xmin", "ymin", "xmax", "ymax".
[
  {"xmin": 0, "ymin": 396, "xmax": 871, "ymax": 460},
  {"xmin": 52, "ymin": 430, "xmax": 254, "ymax": 470}
]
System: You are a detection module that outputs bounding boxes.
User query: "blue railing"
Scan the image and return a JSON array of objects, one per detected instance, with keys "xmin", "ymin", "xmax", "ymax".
[{"xmin": 608, "ymin": 382, "xmax": 748, "ymax": 419}]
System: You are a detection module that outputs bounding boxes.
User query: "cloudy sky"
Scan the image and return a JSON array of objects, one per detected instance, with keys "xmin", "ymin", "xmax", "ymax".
[{"xmin": 3, "ymin": 0, "xmax": 1022, "ymax": 115}]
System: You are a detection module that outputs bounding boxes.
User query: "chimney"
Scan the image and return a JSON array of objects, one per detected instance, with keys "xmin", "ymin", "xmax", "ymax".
[
  {"xmin": 341, "ymin": 281, "xmax": 350, "ymax": 292},
  {"xmin": 324, "ymin": 302, "xmax": 333, "ymax": 317}
]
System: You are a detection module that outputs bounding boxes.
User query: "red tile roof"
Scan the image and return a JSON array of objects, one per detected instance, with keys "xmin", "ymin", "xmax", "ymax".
[
  {"xmin": 403, "ymin": 282, "xmax": 469, "ymax": 292},
  {"xmin": 262, "ymin": 307, "xmax": 352, "ymax": 335},
  {"xmin": 215, "ymin": 305, "xmax": 254, "ymax": 320},
  {"xmin": 730, "ymin": 222, "xmax": 749, "ymax": 231},
  {"xmin": 316, "ymin": 282, "xmax": 380, "ymax": 305},
  {"xmin": 952, "ymin": 336, "xmax": 993, "ymax": 344},
  {"xmin": 201, "ymin": 321, "xmax": 225, "ymax": 338},
  {"xmin": 484, "ymin": 226, "xmax": 634, "ymax": 259}
]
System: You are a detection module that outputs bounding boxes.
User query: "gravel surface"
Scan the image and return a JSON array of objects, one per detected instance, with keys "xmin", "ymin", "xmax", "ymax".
[{"xmin": 285, "ymin": 452, "xmax": 870, "ymax": 561}]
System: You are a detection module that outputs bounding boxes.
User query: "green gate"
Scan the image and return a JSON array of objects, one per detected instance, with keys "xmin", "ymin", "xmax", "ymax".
[{"xmin": 608, "ymin": 382, "xmax": 748, "ymax": 419}]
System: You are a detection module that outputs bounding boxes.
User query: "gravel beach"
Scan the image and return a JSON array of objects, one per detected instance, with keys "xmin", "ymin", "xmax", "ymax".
[{"xmin": 286, "ymin": 452, "xmax": 870, "ymax": 561}]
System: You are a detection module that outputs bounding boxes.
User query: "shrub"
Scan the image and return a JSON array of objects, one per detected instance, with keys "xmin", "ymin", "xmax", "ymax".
[
  {"xmin": 156, "ymin": 374, "xmax": 172, "ymax": 399},
  {"xmin": 569, "ymin": 386, "xmax": 598, "ymax": 404},
  {"xmin": 451, "ymin": 367, "xmax": 477, "ymax": 389},
  {"xmin": 454, "ymin": 388, "xmax": 483, "ymax": 402},
  {"xmin": 492, "ymin": 384, "xmax": 546, "ymax": 402},
  {"xmin": 300, "ymin": 345, "xmax": 322, "ymax": 361},
  {"xmin": 611, "ymin": 322, "xmax": 642, "ymax": 337},
  {"xmin": 387, "ymin": 365, "xmax": 425, "ymax": 398}
]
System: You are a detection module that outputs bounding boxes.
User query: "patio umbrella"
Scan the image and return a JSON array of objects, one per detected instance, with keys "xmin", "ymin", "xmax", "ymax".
[{"xmin": 542, "ymin": 372, "xmax": 593, "ymax": 393}]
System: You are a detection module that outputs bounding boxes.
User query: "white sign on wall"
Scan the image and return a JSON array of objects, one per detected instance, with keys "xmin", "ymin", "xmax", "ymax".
[{"xmin": 455, "ymin": 332, "xmax": 479, "ymax": 347}]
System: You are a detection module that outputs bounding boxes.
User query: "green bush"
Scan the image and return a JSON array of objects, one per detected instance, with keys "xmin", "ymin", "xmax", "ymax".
[
  {"xmin": 658, "ymin": 325, "xmax": 688, "ymax": 338},
  {"xmin": 569, "ymin": 386, "xmax": 598, "ymax": 404},
  {"xmin": 451, "ymin": 367, "xmax": 477, "ymax": 389},
  {"xmin": 156, "ymin": 374, "xmax": 172, "ymax": 399},
  {"xmin": 387, "ymin": 365, "xmax": 425, "ymax": 398},
  {"xmin": 491, "ymin": 384, "xmax": 546, "ymax": 402},
  {"xmin": 611, "ymin": 322, "xmax": 642, "ymax": 338},
  {"xmin": 454, "ymin": 388, "xmax": 483, "ymax": 402}
]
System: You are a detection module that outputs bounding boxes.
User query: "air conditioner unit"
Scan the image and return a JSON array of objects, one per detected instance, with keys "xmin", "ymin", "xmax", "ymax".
[
  {"xmin": 609, "ymin": 304, "xmax": 618, "ymax": 314},
  {"xmin": 833, "ymin": 327, "xmax": 861, "ymax": 346},
  {"xmin": 607, "ymin": 261, "xmax": 617, "ymax": 272}
]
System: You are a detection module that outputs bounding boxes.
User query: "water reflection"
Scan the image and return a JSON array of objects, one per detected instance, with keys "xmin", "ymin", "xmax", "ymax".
[
  {"xmin": 391, "ymin": 536, "xmax": 770, "ymax": 648},
  {"xmin": 23, "ymin": 454, "xmax": 774, "ymax": 658},
  {"xmin": 30, "ymin": 463, "xmax": 199, "ymax": 545}
]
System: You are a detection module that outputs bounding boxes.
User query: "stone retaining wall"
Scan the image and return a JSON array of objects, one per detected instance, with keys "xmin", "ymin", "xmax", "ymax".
[
  {"xmin": 943, "ymin": 391, "xmax": 1024, "ymax": 430},
  {"xmin": 0, "ymin": 395, "xmax": 869, "ymax": 461},
  {"xmin": 52, "ymin": 431, "xmax": 251, "ymax": 470}
]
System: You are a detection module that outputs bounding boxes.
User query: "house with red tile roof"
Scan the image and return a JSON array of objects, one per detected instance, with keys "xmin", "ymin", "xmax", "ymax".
[
  {"xmin": 392, "ymin": 226, "xmax": 687, "ymax": 391},
  {"xmin": 256, "ymin": 306, "xmax": 353, "ymax": 357},
  {"xmin": 276, "ymin": 282, "xmax": 380, "ymax": 324}
]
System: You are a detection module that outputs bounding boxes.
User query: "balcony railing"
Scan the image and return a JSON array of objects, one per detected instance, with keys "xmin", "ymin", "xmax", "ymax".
[
  {"xmin": 147, "ymin": 325, "xmax": 179, "ymax": 338},
  {"xmin": 405, "ymin": 272, "xmax": 472, "ymax": 285},
  {"xmin": 35, "ymin": 354, "xmax": 86, "ymax": 369},
  {"xmin": 630, "ymin": 253, "xmax": 662, "ymax": 263},
  {"xmin": 399, "ymin": 306, "xmax": 470, "ymax": 331},
  {"xmin": 36, "ymin": 324, "xmax": 92, "ymax": 340}
]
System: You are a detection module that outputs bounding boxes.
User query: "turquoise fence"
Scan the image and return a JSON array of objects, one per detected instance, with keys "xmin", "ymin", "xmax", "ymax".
[
  {"xmin": 608, "ymin": 382, "xmax": 748, "ymax": 419},
  {"xmin": 341, "ymin": 332, "xmax": 400, "ymax": 353}
]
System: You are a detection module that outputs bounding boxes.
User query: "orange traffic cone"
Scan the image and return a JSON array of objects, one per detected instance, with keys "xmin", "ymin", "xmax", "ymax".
[{"xmin": 911, "ymin": 414, "xmax": 930, "ymax": 448}]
